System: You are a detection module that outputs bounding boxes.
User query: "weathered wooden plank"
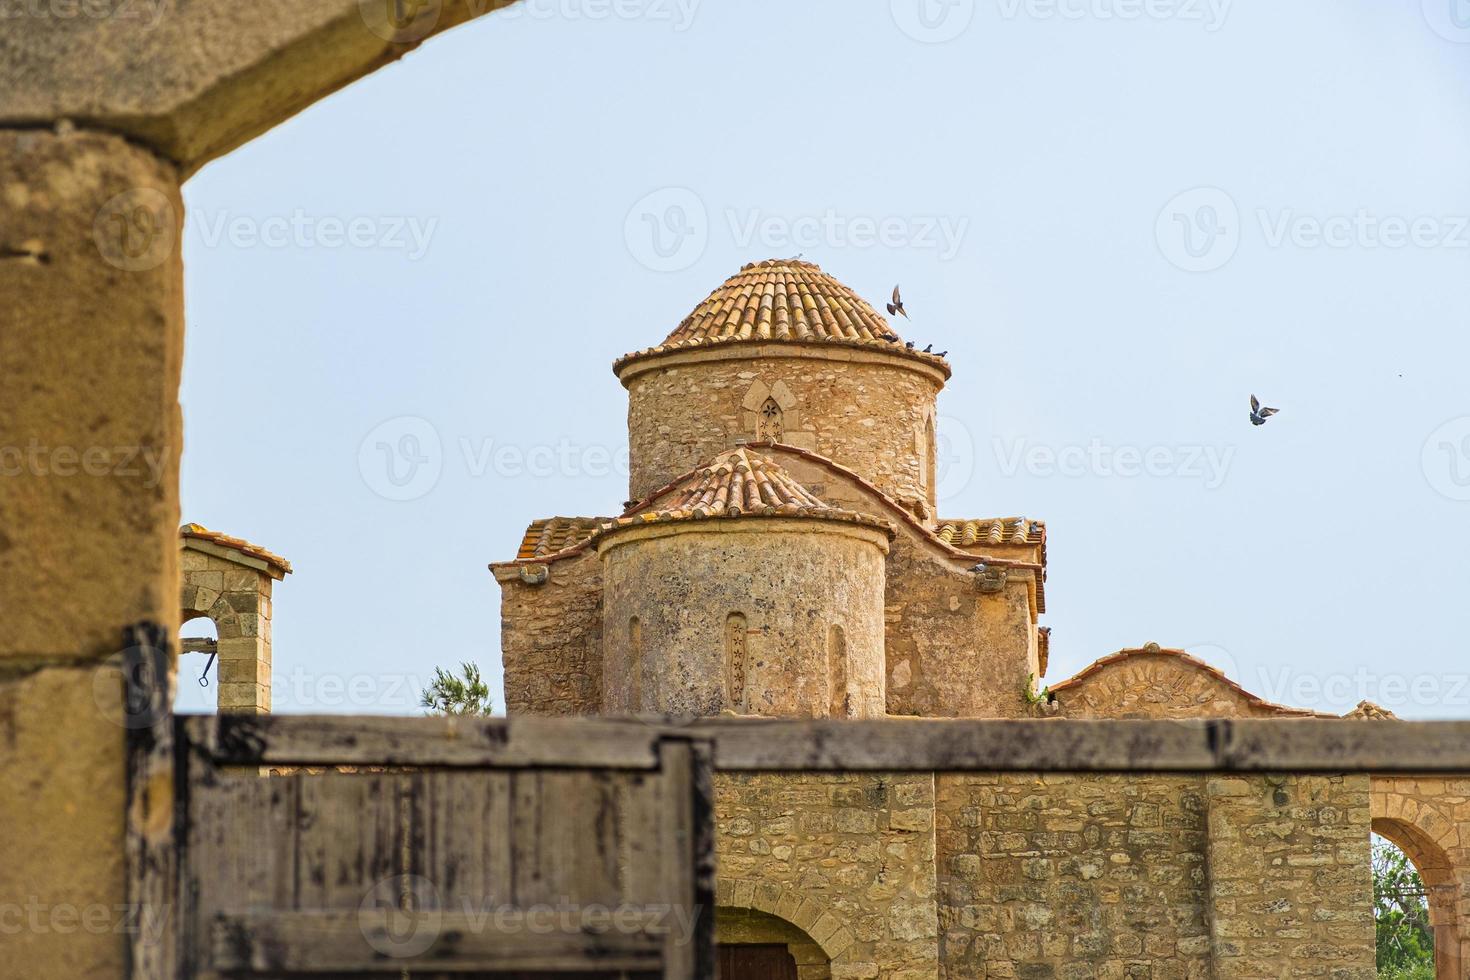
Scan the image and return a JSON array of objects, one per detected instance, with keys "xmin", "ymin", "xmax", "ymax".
[
  {"xmin": 655, "ymin": 740, "xmax": 697, "ymax": 980},
  {"xmin": 122, "ymin": 622, "xmax": 176, "ymax": 980},
  {"xmin": 196, "ymin": 714, "xmax": 666, "ymax": 769},
  {"xmin": 209, "ymin": 910, "xmax": 666, "ymax": 973},
  {"xmin": 663, "ymin": 717, "xmax": 1470, "ymax": 773},
  {"xmin": 179, "ymin": 714, "xmax": 1470, "ymax": 774}
]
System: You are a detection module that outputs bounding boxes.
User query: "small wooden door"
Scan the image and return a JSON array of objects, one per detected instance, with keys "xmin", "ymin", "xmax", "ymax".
[{"xmin": 718, "ymin": 943, "xmax": 798, "ymax": 980}]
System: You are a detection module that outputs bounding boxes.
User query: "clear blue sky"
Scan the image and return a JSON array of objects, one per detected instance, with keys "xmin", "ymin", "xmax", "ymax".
[{"xmin": 174, "ymin": 0, "xmax": 1470, "ymax": 719}]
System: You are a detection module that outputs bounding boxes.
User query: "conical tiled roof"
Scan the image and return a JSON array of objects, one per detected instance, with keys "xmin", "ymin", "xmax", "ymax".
[
  {"xmin": 614, "ymin": 259, "xmax": 950, "ymax": 374},
  {"xmin": 594, "ymin": 447, "xmax": 894, "ymax": 538}
]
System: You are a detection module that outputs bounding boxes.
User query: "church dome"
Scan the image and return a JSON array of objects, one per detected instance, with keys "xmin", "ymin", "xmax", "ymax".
[{"xmin": 613, "ymin": 258, "xmax": 950, "ymax": 375}]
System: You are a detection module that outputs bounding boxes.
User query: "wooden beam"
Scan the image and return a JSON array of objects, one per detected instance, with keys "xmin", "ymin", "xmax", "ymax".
[
  {"xmin": 210, "ymin": 911, "xmax": 664, "ymax": 973},
  {"xmin": 178, "ymin": 714, "xmax": 1470, "ymax": 774}
]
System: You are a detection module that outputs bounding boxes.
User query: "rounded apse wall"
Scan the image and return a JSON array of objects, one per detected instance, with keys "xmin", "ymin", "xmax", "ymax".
[{"xmin": 598, "ymin": 517, "xmax": 889, "ymax": 719}]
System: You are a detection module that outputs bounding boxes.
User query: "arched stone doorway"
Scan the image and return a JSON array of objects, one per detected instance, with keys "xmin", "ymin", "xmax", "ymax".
[
  {"xmin": 716, "ymin": 907, "xmax": 831, "ymax": 980},
  {"xmin": 1372, "ymin": 781, "xmax": 1469, "ymax": 980}
]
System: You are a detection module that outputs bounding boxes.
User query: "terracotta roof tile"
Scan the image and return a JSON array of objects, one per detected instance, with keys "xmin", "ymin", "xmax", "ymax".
[
  {"xmin": 515, "ymin": 517, "xmax": 608, "ymax": 560},
  {"xmin": 748, "ymin": 442, "xmax": 1048, "ymax": 614},
  {"xmin": 596, "ymin": 447, "xmax": 895, "ymax": 540},
  {"xmin": 936, "ymin": 518, "xmax": 1044, "ymax": 549},
  {"xmin": 180, "ymin": 523, "xmax": 292, "ymax": 576},
  {"xmin": 614, "ymin": 259, "xmax": 950, "ymax": 375}
]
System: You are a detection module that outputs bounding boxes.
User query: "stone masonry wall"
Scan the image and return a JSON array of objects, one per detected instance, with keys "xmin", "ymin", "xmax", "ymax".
[
  {"xmin": 600, "ymin": 521, "xmax": 888, "ymax": 718},
  {"xmin": 621, "ymin": 347, "xmax": 943, "ymax": 512},
  {"xmin": 716, "ymin": 772, "xmax": 940, "ymax": 980},
  {"xmin": 180, "ymin": 548, "xmax": 274, "ymax": 712},
  {"xmin": 884, "ymin": 537, "xmax": 1036, "ymax": 720},
  {"xmin": 497, "ymin": 550, "xmax": 604, "ymax": 715},
  {"xmin": 1205, "ymin": 774, "xmax": 1375, "ymax": 980},
  {"xmin": 936, "ymin": 773, "xmax": 1212, "ymax": 980}
]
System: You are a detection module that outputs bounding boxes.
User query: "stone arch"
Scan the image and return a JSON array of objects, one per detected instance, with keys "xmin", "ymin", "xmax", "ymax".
[
  {"xmin": 716, "ymin": 878, "xmax": 855, "ymax": 973},
  {"xmin": 1372, "ymin": 782, "xmax": 1469, "ymax": 979}
]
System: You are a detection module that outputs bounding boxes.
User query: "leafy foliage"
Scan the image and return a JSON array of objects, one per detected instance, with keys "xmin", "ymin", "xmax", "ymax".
[
  {"xmin": 419, "ymin": 662, "xmax": 494, "ymax": 716},
  {"xmin": 1374, "ymin": 835, "xmax": 1434, "ymax": 978}
]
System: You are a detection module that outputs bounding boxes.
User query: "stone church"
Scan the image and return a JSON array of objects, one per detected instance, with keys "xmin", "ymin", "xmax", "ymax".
[{"xmin": 479, "ymin": 258, "xmax": 1470, "ymax": 979}]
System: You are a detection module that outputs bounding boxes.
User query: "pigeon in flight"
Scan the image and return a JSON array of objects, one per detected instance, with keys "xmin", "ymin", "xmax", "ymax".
[
  {"xmin": 886, "ymin": 285, "xmax": 908, "ymax": 319},
  {"xmin": 1249, "ymin": 394, "xmax": 1280, "ymax": 426}
]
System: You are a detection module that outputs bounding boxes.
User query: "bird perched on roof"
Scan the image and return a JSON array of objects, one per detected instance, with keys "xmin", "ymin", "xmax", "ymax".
[
  {"xmin": 922, "ymin": 344, "xmax": 933, "ymax": 353},
  {"xmin": 936, "ymin": 350, "xmax": 948, "ymax": 358},
  {"xmin": 1249, "ymin": 394, "xmax": 1280, "ymax": 426},
  {"xmin": 886, "ymin": 285, "xmax": 908, "ymax": 319},
  {"xmin": 905, "ymin": 340, "xmax": 915, "ymax": 350}
]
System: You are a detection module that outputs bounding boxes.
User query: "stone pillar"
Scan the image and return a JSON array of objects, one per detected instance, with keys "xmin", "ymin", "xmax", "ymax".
[
  {"xmin": 1204, "ymin": 774, "xmax": 1376, "ymax": 979},
  {"xmin": 0, "ymin": 128, "xmax": 183, "ymax": 978}
]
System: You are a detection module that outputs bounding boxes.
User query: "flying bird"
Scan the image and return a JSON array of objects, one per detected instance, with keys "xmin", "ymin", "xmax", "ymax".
[
  {"xmin": 886, "ymin": 285, "xmax": 908, "ymax": 319},
  {"xmin": 1249, "ymin": 394, "xmax": 1280, "ymax": 426}
]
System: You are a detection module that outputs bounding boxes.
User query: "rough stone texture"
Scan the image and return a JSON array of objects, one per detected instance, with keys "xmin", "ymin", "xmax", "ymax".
[
  {"xmin": 716, "ymin": 772, "xmax": 940, "ymax": 980},
  {"xmin": 494, "ymin": 549, "xmax": 604, "ymax": 715},
  {"xmin": 0, "ymin": 128, "xmax": 183, "ymax": 661},
  {"xmin": 883, "ymin": 539, "xmax": 1036, "ymax": 720},
  {"xmin": 600, "ymin": 521, "xmax": 889, "ymax": 718},
  {"xmin": 1051, "ymin": 650, "xmax": 1317, "ymax": 720},
  {"xmin": 0, "ymin": 0, "xmax": 517, "ymax": 175},
  {"xmin": 180, "ymin": 546, "xmax": 275, "ymax": 713},
  {"xmin": 620, "ymin": 346, "xmax": 944, "ymax": 515},
  {"xmin": 766, "ymin": 446, "xmax": 1043, "ymax": 720},
  {"xmin": 936, "ymin": 773, "xmax": 1213, "ymax": 980},
  {"xmin": 1371, "ymin": 775, "xmax": 1470, "ymax": 978},
  {"xmin": 1204, "ymin": 775, "xmax": 1375, "ymax": 979},
  {"xmin": 0, "ymin": 127, "xmax": 182, "ymax": 980},
  {"xmin": 0, "ymin": 664, "xmax": 128, "ymax": 978}
]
